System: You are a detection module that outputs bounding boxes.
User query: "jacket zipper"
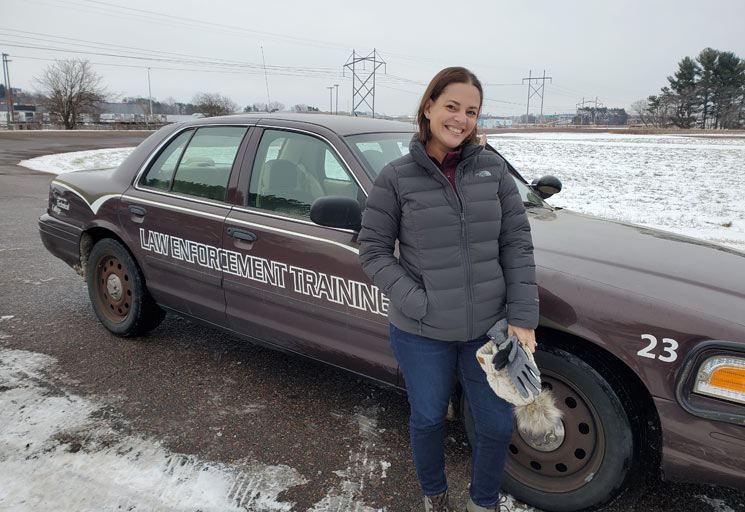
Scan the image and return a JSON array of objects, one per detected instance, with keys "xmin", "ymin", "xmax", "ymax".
[
  {"xmin": 454, "ymin": 165, "xmax": 474, "ymax": 341},
  {"xmin": 417, "ymin": 143, "xmax": 479, "ymax": 341}
]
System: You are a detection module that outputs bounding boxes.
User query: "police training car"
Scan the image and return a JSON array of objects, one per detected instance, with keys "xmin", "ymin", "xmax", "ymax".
[{"xmin": 38, "ymin": 114, "xmax": 745, "ymax": 511}]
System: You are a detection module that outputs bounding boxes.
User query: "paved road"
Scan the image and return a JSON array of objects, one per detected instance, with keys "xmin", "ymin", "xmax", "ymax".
[{"xmin": 0, "ymin": 131, "xmax": 743, "ymax": 511}]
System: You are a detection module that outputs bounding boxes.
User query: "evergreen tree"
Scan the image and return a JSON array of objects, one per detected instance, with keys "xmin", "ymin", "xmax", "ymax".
[
  {"xmin": 647, "ymin": 48, "xmax": 745, "ymax": 129},
  {"xmin": 696, "ymin": 48, "xmax": 718, "ymax": 128},
  {"xmin": 711, "ymin": 51, "xmax": 745, "ymax": 129},
  {"xmin": 666, "ymin": 57, "xmax": 700, "ymax": 128}
]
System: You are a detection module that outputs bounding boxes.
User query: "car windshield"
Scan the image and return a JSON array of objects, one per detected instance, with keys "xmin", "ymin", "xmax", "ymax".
[{"xmin": 345, "ymin": 132, "xmax": 547, "ymax": 207}]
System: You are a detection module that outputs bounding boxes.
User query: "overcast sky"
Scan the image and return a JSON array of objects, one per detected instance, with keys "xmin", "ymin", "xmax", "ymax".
[{"xmin": 4, "ymin": 0, "xmax": 745, "ymax": 117}]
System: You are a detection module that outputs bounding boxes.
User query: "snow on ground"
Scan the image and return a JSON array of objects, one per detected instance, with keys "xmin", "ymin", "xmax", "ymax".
[
  {"xmin": 0, "ymin": 337, "xmax": 537, "ymax": 511},
  {"xmin": 18, "ymin": 147, "xmax": 135, "ymax": 174},
  {"xmin": 695, "ymin": 495, "xmax": 737, "ymax": 512},
  {"xmin": 488, "ymin": 132, "xmax": 745, "ymax": 251},
  {"xmin": 0, "ymin": 347, "xmax": 306, "ymax": 511}
]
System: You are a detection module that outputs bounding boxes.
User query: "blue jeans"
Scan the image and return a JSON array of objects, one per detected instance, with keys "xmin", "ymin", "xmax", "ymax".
[{"xmin": 390, "ymin": 324, "xmax": 513, "ymax": 508}]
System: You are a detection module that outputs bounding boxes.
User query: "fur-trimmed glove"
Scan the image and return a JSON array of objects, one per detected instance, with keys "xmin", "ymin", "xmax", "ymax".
[{"xmin": 478, "ymin": 318, "xmax": 563, "ymax": 436}]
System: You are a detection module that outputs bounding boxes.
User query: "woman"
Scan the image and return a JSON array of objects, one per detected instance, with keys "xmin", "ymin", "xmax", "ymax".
[{"xmin": 358, "ymin": 67, "xmax": 538, "ymax": 512}]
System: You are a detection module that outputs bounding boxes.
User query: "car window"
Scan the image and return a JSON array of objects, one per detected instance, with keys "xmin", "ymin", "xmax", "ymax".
[
  {"xmin": 345, "ymin": 132, "xmax": 547, "ymax": 208},
  {"xmin": 345, "ymin": 132, "xmax": 412, "ymax": 178},
  {"xmin": 324, "ymin": 148, "xmax": 350, "ymax": 182},
  {"xmin": 141, "ymin": 129, "xmax": 193, "ymax": 190},
  {"xmin": 171, "ymin": 126, "xmax": 248, "ymax": 201},
  {"xmin": 248, "ymin": 129, "xmax": 362, "ymax": 218}
]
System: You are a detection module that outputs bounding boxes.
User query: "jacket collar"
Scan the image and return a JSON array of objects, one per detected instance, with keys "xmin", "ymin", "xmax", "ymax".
[{"xmin": 409, "ymin": 135, "xmax": 484, "ymax": 176}]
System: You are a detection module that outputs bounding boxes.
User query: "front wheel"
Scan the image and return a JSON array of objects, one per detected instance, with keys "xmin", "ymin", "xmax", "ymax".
[
  {"xmin": 86, "ymin": 238, "xmax": 165, "ymax": 337},
  {"xmin": 462, "ymin": 346, "xmax": 636, "ymax": 511}
]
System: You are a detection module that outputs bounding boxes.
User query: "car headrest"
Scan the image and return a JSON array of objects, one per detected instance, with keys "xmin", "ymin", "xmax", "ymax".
[
  {"xmin": 268, "ymin": 159, "xmax": 301, "ymax": 190},
  {"xmin": 362, "ymin": 149, "xmax": 386, "ymax": 174}
]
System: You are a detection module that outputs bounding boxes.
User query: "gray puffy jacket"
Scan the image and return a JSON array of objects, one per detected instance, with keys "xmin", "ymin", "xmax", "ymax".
[{"xmin": 358, "ymin": 137, "xmax": 538, "ymax": 341}]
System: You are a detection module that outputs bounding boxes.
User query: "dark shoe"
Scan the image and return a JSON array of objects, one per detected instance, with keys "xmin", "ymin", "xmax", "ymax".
[{"xmin": 424, "ymin": 490, "xmax": 456, "ymax": 512}]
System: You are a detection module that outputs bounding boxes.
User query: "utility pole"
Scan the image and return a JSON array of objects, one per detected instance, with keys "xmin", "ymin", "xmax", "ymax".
[
  {"xmin": 2, "ymin": 53, "xmax": 15, "ymax": 129},
  {"xmin": 147, "ymin": 67, "xmax": 153, "ymax": 117},
  {"xmin": 343, "ymin": 49, "xmax": 386, "ymax": 118},
  {"xmin": 334, "ymin": 83, "xmax": 339, "ymax": 115},
  {"xmin": 522, "ymin": 70, "xmax": 552, "ymax": 124},
  {"xmin": 327, "ymin": 86, "xmax": 334, "ymax": 114},
  {"xmin": 261, "ymin": 46, "xmax": 270, "ymax": 111}
]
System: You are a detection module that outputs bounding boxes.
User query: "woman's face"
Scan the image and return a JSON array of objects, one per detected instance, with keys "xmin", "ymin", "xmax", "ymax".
[{"xmin": 424, "ymin": 81, "xmax": 481, "ymax": 155}]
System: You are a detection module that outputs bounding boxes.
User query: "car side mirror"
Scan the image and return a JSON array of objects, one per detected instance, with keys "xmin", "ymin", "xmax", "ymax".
[
  {"xmin": 310, "ymin": 196, "xmax": 362, "ymax": 230},
  {"xmin": 531, "ymin": 175, "xmax": 562, "ymax": 199}
]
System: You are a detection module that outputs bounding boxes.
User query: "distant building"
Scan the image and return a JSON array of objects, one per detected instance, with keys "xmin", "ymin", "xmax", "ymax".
[{"xmin": 478, "ymin": 117, "xmax": 513, "ymax": 129}]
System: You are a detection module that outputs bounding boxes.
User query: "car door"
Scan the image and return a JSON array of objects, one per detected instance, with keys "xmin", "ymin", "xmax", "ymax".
[
  {"xmin": 119, "ymin": 124, "xmax": 250, "ymax": 324},
  {"xmin": 223, "ymin": 125, "xmax": 396, "ymax": 383}
]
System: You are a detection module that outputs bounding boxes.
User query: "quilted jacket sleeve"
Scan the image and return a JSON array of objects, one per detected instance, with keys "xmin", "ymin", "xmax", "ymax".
[
  {"xmin": 358, "ymin": 165, "xmax": 428, "ymax": 320},
  {"xmin": 497, "ymin": 163, "xmax": 539, "ymax": 328}
]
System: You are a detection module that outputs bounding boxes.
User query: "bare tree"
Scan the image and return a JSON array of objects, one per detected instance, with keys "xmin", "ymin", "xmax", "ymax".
[
  {"xmin": 251, "ymin": 101, "xmax": 284, "ymax": 113},
  {"xmin": 630, "ymin": 100, "xmax": 650, "ymax": 126},
  {"xmin": 35, "ymin": 59, "xmax": 108, "ymax": 129},
  {"xmin": 192, "ymin": 92, "xmax": 238, "ymax": 117}
]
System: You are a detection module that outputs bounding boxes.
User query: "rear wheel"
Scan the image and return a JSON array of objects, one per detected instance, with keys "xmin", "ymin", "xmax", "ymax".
[
  {"xmin": 462, "ymin": 346, "xmax": 635, "ymax": 511},
  {"xmin": 87, "ymin": 238, "xmax": 165, "ymax": 336}
]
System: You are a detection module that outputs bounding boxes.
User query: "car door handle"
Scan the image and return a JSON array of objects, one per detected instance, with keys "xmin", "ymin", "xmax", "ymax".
[
  {"xmin": 128, "ymin": 205, "xmax": 147, "ymax": 216},
  {"xmin": 227, "ymin": 227, "xmax": 258, "ymax": 242}
]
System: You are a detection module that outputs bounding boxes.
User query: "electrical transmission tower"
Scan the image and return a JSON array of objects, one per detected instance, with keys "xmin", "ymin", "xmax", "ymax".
[
  {"xmin": 343, "ymin": 49, "xmax": 386, "ymax": 118},
  {"xmin": 522, "ymin": 70, "xmax": 552, "ymax": 124},
  {"xmin": 576, "ymin": 97, "xmax": 604, "ymax": 125}
]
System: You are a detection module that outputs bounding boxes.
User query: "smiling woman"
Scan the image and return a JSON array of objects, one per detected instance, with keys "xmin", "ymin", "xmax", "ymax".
[
  {"xmin": 359, "ymin": 67, "xmax": 539, "ymax": 512},
  {"xmin": 416, "ymin": 68, "xmax": 484, "ymax": 162},
  {"xmin": 420, "ymin": 81, "xmax": 481, "ymax": 162}
]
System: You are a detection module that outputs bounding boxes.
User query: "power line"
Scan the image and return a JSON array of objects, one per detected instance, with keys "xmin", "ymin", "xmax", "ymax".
[
  {"xmin": 0, "ymin": 30, "xmax": 340, "ymax": 76},
  {"xmin": 22, "ymin": 0, "xmax": 529, "ymax": 83},
  {"xmin": 0, "ymin": 27, "xmax": 335, "ymax": 73},
  {"xmin": 0, "ymin": 41, "xmax": 349, "ymax": 81}
]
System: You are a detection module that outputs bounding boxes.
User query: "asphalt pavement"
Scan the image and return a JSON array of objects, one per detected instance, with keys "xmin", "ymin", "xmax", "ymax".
[{"xmin": 0, "ymin": 130, "xmax": 743, "ymax": 512}]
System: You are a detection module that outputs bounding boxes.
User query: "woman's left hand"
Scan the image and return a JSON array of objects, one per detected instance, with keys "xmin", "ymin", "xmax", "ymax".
[{"xmin": 508, "ymin": 324, "xmax": 537, "ymax": 353}]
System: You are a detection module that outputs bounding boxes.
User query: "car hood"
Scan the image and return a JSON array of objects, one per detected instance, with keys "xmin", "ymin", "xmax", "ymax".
[{"xmin": 529, "ymin": 207, "xmax": 745, "ymax": 326}]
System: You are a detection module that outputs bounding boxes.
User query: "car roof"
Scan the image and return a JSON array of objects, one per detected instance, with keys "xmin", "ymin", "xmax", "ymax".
[{"xmin": 187, "ymin": 113, "xmax": 417, "ymax": 136}]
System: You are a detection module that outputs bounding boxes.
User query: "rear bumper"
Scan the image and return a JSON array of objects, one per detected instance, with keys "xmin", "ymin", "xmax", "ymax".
[
  {"xmin": 38, "ymin": 213, "xmax": 83, "ymax": 269},
  {"xmin": 655, "ymin": 396, "xmax": 745, "ymax": 489}
]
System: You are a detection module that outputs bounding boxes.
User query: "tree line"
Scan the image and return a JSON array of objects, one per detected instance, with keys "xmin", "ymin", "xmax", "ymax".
[
  {"xmin": 8, "ymin": 59, "xmax": 320, "ymax": 129},
  {"xmin": 573, "ymin": 107, "xmax": 628, "ymax": 126},
  {"xmin": 634, "ymin": 48, "xmax": 745, "ymax": 129}
]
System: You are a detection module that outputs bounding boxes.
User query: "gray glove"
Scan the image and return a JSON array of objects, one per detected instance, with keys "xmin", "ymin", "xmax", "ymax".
[
  {"xmin": 494, "ymin": 336, "xmax": 541, "ymax": 399},
  {"xmin": 487, "ymin": 318, "xmax": 509, "ymax": 343}
]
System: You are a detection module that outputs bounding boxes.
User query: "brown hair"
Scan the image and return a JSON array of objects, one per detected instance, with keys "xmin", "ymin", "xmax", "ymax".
[{"xmin": 417, "ymin": 67, "xmax": 483, "ymax": 145}]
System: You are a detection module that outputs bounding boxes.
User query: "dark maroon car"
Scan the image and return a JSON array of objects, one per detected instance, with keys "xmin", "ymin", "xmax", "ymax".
[{"xmin": 38, "ymin": 114, "xmax": 745, "ymax": 511}]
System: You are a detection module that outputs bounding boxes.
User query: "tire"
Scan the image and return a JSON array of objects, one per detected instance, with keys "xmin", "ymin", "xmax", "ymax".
[
  {"xmin": 86, "ymin": 238, "xmax": 165, "ymax": 337},
  {"xmin": 461, "ymin": 346, "xmax": 635, "ymax": 511}
]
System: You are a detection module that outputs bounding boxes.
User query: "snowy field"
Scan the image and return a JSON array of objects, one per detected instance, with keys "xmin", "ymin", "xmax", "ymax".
[
  {"xmin": 19, "ymin": 131, "xmax": 745, "ymax": 252},
  {"xmin": 488, "ymin": 132, "xmax": 745, "ymax": 252}
]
